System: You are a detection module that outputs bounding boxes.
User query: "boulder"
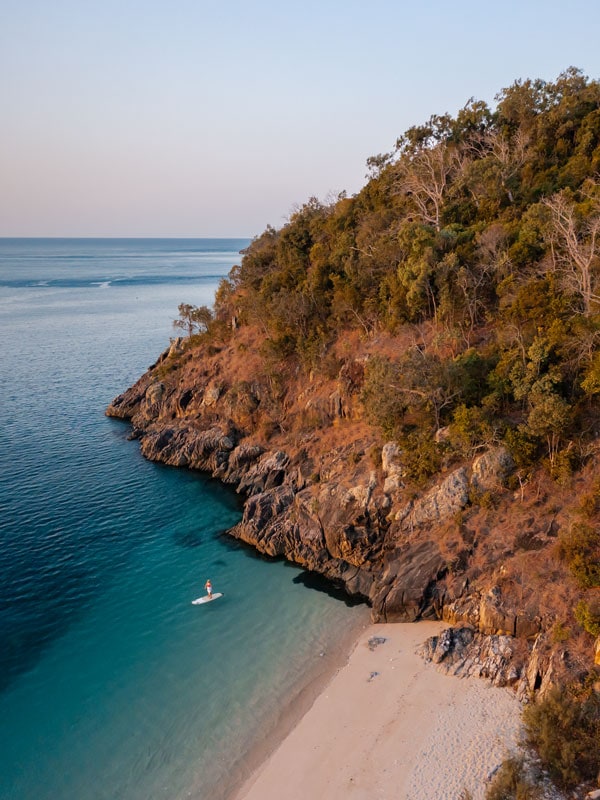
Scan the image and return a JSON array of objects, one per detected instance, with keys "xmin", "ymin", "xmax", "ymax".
[
  {"xmin": 220, "ymin": 443, "xmax": 264, "ymax": 486},
  {"xmin": 418, "ymin": 626, "xmax": 523, "ymax": 687},
  {"xmin": 479, "ymin": 591, "xmax": 515, "ymax": 636},
  {"xmin": 236, "ymin": 450, "xmax": 290, "ymax": 495},
  {"xmin": 202, "ymin": 383, "xmax": 223, "ymax": 407},
  {"xmin": 231, "ymin": 485, "xmax": 296, "ymax": 554},
  {"xmin": 381, "ymin": 442, "xmax": 404, "ymax": 494},
  {"xmin": 370, "ymin": 539, "xmax": 446, "ymax": 622},
  {"xmin": 323, "ymin": 523, "xmax": 375, "ymax": 567},
  {"xmin": 471, "ymin": 446, "xmax": 515, "ymax": 492},
  {"xmin": 343, "ymin": 471, "xmax": 378, "ymax": 510},
  {"xmin": 141, "ymin": 380, "xmax": 165, "ymax": 420},
  {"xmin": 395, "ymin": 467, "xmax": 469, "ymax": 529},
  {"xmin": 168, "ymin": 336, "xmax": 183, "ymax": 357}
]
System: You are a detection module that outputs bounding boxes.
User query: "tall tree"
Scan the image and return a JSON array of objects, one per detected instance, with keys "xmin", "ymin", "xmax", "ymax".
[{"xmin": 543, "ymin": 184, "xmax": 600, "ymax": 316}]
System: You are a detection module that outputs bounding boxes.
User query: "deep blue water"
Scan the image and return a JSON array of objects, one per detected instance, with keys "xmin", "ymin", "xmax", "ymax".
[{"xmin": 0, "ymin": 239, "xmax": 365, "ymax": 800}]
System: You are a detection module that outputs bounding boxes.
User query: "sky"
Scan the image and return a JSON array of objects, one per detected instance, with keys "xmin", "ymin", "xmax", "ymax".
[{"xmin": 1, "ymin": 0, "xmax": 600, "ymax": 238}]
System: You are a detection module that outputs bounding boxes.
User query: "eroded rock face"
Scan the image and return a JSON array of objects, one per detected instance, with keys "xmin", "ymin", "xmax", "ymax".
[
  {"xmin": 471, "ymin": 446, "xmax": 515, "ymax": 493},
  {"xmin": 395, "ymin": 468, "xmax": 470, "ymax": 529},
  {"xmin": 418, "ymin": 626, "xmax": 525, "ymax": 688},
  {"xmin": 106, "ymin": 360, "xmax": 569, "ymax": 696},
  {"xmin": 389, "ymin": 449, "xmax": 516, "ymax": 533},
  {"xmin": 381, "ymin": 442, "xmax": 404, "ymax": 494},
  {"xmin": 139, "ymin": 423, "xmax": 235, "ymax": 472},
  {"xmin": 370, "ymin": 539, "xmax": 446, "ymax": 622}
]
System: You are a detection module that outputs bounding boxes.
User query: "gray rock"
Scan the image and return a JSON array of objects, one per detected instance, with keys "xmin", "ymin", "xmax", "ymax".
[
  {"xmin": 418, "ymin": 626, "xmax": 522, "ymax": 687},
  {"xmin": 371, "ymin": 539, "xmax": 446, "ymax": 622},
  {"xmin": 471, "ymin": 446, "xmax": 515, "ymax": 492},
  {"xmin": 395, "ymin": 467, "xmax": 469, "ymax": 529}
]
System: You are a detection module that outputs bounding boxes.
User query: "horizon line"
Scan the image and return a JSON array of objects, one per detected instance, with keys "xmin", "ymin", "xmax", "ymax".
[{"xmin": 0, "ymin": 234, "xmax": 254, "ymax": 239}]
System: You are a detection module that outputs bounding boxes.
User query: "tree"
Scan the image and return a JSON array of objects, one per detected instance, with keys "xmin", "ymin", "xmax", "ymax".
[
  {"xmin": 543, "ymin": 185, "xmax": 600, "ymax": 316},
  {"xmin": 173, "ymin": 303, "xmax": 213, "ymax": 337},
  {"xmin": 525, "ymin": 385, "xmax": 572, "ymax": 469},
  {"xmin": 393, "ymin": 142, "xmax": 461, "ymax": 231}
]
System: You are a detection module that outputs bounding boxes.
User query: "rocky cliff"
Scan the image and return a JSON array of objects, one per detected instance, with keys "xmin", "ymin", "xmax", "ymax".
[{"xmin": 107, "ymin": 330, "xmax": 599, "ymax": 697}]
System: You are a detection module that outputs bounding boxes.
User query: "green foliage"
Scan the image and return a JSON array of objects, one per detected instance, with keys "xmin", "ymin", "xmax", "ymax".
[
  {"xmin": 396, "ymin": 430, "xmax": 442, "ymax": 485},
  {"xmin": 558, "ymin": 522, "xmax": 600, "ymax": 588},
  {"xmin": 574, "ymin": 598, "xmax": 600, "ymax": 637},
  {"xmin": 503, "ymin": 427, "xmax": 538, "ymax": 469},
  {"xmin": 581, "ymin": 350, "xmax": 600, "ymax": 396},
  {"xmin": 484, "ymin": 757, "xmax": 542, "ymax": 800},
  {"xmin": 522, "ymin": 688, "xmax": 600, "ymax": 789},
  {"xmin": 193, "ymin": 68, "xmax": 600, "ymax": 483},
  {"xmin": 450, "ymin": 403, "xmax": 494, "ymax": 456},
  {"xmin": 173, "ymin": 303, "xmax": 213, "ymax": 337},
  {"xmin": 551, "ymin": 621, "xmax": 570, "ymax": 643},
  {"xmin": 361, "ymin": 355, "xmax": 406, "ymax": 438}
]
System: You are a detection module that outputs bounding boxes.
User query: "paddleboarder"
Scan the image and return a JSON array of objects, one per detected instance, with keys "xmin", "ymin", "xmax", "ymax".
[{"xmin": 204, "ymin": 579, "xmax": 213, "ymax": 599}]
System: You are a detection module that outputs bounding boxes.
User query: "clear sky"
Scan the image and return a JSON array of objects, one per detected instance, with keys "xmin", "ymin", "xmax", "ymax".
[{"xmin": 2, "ymin": 0, "xmax": 599, "ymax": 238}]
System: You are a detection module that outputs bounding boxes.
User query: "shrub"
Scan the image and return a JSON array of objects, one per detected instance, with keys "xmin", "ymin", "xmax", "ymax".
[
  {"xmin": 522, "ymin": 688, "xmax": 600, "ymax": 789},
  {"xmin": 503, "ymin": 427, "xmax": 538, "ymax": 469},
  {"xmin": 484, "ymin": 757, "xmax": 541, "ymax": 800},
  {"xmin": 361, "ymin": 355, "xmax": 406, "ymax": 438},
  {"xmin": 449, "ymin": 403, "xmax": 494, "ymax": 457},
  {"xmin": 558, "ymin": 522, "xmax": 600, "ymax": 588},
  {"xmin": 549, "ymin": 447, "xmax": 575, "ymax": 485},
  {"xmin": 551, "ymin": 621, "xmax": 570, "ymax": 643},
  {"xmin": 397, "ymin": 430, "xmax": 442, "ymax": 485},
  {"xmin": 574, "ymin": 598, "xmax": 600, "ymax": 637},
  {"xmin": 368, "ymin": 444, "xmax": 382, "ymax": 468}
]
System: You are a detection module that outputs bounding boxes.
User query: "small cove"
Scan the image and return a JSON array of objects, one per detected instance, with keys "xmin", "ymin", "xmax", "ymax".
[{"xmin": 0, "ymin": 238, "xmax": 366, "ymax": 800}]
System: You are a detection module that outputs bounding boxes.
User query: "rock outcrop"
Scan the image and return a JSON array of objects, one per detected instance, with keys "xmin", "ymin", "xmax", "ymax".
[
  {"xmin": 418, "ymin": 625, "xmax": 566, "ymax": 700},
  {"xmin": 106, "ymin": 342, "xmax": 593, "ymax": 698}
]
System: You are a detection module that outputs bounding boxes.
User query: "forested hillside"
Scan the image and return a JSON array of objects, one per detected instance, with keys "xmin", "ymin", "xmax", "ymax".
[
  {"xmin": 215, "ymin": 67, "xmax": 600, "ymax": 492},
  {"xmin": 111, "ymin": 69, "xmax": 600, "ymax": 793}
]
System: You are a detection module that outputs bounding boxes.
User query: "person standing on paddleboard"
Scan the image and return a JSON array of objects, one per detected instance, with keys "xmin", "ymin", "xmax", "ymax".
[{"xmin": 205, "ymin": 579, "xmax": 213, "ymax": 599}]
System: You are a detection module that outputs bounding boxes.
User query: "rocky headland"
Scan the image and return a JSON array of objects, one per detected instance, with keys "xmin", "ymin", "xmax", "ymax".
[
  {"xmin": 107, "ymin": 328, "xmax": 598, "ymax": 701},
  {"xmin": 108, "ymin": 70, "xmax": 600, "ymax": 794}
]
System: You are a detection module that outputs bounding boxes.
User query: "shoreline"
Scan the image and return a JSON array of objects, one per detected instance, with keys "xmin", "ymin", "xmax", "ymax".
[
  {"xmin": 196, "ymin": 607, "xmax": 371, "ymax": 800},
  {"xmin": 229, "ymin": 622, "xmax": 523, "ymax": 800}
]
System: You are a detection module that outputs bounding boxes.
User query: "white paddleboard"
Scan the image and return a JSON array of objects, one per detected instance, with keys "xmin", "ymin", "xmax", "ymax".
[{"xmin": 192, "ymin": 592, "xmax": 223, "ymax": 605}]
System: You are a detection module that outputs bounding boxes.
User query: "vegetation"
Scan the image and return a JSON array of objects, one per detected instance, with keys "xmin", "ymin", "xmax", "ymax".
[
  {"xmin": 522, "ymin": 687, "xmax": 600, "ymax": 789},
  {"xmin": 165, "ymin": 70, "xmax": 600, "ymax": 797},
  {"xmin": 484, "ymin": 757, "xmax": 542, "ymax": 800},
  {"xmin": 575, "ymin": 596, "xmax": 600, "ymax": 636},
  {"xmin": 212, "ymin": 68, "xmax": 600, "ymax": 476},
  {"xmin": 177, "ymin": 64, "xmax": 600, "ymax": 671},
  {"xmin": 173, "ymin": 303, "xmax": 213, "ymax": 337},
  {"xmin": 201, "ymin": 66, "xmax": 600, "ymax": 597},
  {"xmin": 558, "ymin": 522, "xmax": 600, "ymax": 588}
]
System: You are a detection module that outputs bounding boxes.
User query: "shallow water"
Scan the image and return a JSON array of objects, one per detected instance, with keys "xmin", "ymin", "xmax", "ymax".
[{"xmin": 0, "ymin": 238, "xmax": 365, "ymax": 800}]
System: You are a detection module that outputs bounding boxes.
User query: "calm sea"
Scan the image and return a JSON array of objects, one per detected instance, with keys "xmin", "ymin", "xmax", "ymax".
[{"xmin": 0, "ymin": 239, "xmax": 365, "ymax": 800}]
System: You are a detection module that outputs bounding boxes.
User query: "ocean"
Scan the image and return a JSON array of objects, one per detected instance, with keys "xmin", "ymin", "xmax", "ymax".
[{"xmin": 0, "ymin": 238, "xmax": 366, "ymax": 800}]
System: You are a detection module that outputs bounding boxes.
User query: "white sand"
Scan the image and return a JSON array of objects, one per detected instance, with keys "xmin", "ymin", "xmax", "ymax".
[{"xmin": 233, "ymin": 622, "xmax": 522, "ymax": 800}]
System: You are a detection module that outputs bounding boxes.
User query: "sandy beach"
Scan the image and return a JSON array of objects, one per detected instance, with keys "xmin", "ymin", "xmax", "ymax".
[{"xmin": 233, "ymin": 622, "xmax": 522, "ymax": 800}]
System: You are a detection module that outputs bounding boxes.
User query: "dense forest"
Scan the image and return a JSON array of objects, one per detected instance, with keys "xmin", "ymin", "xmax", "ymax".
[
  {"xmin": 211, "ymin": 68, "xmax": 600, "ymax": 493},
  {"xmin": 156, "ymin": 69, "xmax": 600, "ymax": 794}
]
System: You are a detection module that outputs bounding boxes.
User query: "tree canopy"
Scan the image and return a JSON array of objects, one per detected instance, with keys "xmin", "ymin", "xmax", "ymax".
[{"xmin": 210, "ymin": 67, "xmax": 600, "ymax": 481}]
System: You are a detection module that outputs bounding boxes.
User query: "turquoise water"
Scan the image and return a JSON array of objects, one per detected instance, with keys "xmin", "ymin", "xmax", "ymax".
[{"xmin": 0, "ymin": 239, "xmax": 365, "ymax": 800}]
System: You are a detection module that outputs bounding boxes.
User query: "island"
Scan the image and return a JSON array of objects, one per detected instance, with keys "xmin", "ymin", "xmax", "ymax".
[{"xmin": 108, "ymin": 68, "xmax": 600, "ymax": 797}]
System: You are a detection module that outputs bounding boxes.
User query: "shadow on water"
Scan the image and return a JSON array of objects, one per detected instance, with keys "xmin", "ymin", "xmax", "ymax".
[
  {"xmin": 291, "ymin": 569, "xmax": 366, "ymax": 608},
  {"xmin": 217, "ymin": 529, "xmax": 367, "ymax": 608},
  {"xmin": 216, "ymin": 530, "xmax": 281, "ymax": 562}
]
